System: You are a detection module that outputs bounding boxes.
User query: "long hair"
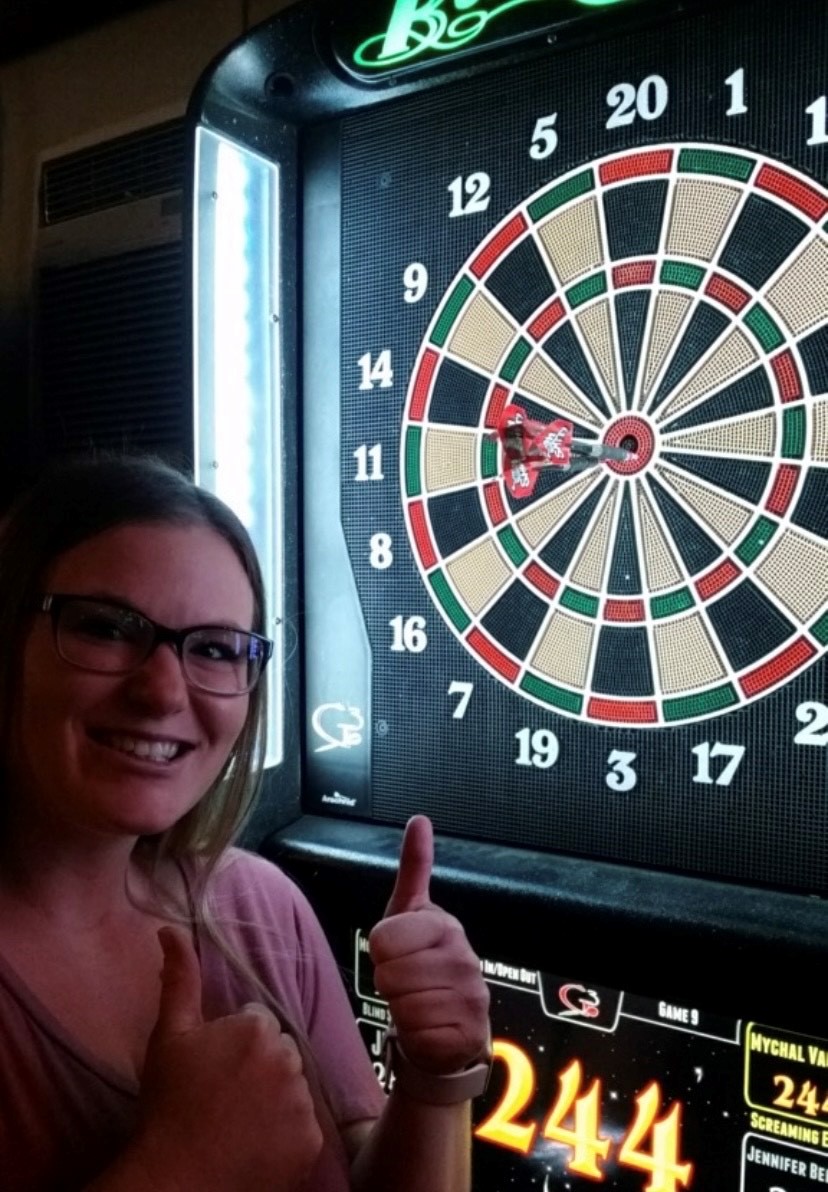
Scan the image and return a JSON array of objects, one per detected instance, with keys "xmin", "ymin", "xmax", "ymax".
[
  {"xmin": 0, "ymin": 455, "xmax": 353, "ymax": 1153},
  {"xmin": 0, "ymin": 452, "xmax": 269, "ymax": 878}
]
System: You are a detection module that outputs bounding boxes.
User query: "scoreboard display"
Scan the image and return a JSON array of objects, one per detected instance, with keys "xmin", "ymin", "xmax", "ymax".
[
  {"xmin": 350, "ymin": 926, "xmax": 828, "ymax": 1192},
  {"xmin": 190, "ymin": 1, "xmax": 828, "ymax": 1189}
]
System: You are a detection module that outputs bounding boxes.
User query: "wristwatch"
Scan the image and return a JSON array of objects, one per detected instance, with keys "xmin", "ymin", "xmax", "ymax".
[{"xmin": 382, "ymin": 1025, "xmax": 493, "ymax": 1105}]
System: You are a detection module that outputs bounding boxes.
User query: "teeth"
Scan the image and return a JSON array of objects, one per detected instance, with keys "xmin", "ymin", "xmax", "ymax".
[{"xmin": 106, "ymin": 735, "xmax": 181, "ymax": 761}]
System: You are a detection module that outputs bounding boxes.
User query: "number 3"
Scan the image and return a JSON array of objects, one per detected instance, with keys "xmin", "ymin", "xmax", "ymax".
[{"xmin": 606, "ymin": 750, "xmax": 637, "ymax": 792}]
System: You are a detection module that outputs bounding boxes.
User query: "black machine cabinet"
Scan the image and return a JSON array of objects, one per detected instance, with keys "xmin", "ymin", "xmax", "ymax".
[{"xmin": 190, "ymin": 2, "xmax": 828, "ymax": 1187}]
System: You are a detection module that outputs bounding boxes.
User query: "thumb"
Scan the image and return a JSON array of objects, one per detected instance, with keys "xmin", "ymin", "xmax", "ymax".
[
  {"xmin": 384, "ymin": 815, "xmax": 434, "ymax": 917},
  {"xmin": 152, "ymin": 925, "xmax": 205, "ymax": 1038}
]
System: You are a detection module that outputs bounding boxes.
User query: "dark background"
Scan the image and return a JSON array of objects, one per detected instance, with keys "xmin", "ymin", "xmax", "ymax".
[{"xmin": 0, "ymin": 0, "xmax": 165, "ymax": 63}]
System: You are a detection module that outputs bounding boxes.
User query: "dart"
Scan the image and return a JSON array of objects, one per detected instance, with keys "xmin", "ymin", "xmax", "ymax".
[{"xmin": 492, "ymin": 403, "xmax": 634, "ymax": 498}]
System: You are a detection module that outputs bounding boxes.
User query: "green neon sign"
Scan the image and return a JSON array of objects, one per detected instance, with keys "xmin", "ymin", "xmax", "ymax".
[{"xmin": 353, "ymin": 0, "xmax": 629, "ymax": 70}]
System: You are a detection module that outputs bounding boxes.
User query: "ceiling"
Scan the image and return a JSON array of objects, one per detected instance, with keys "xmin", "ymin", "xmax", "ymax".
[{"xmin": 0, "ymin": 0, "xmax": 162, "ymax": 64}]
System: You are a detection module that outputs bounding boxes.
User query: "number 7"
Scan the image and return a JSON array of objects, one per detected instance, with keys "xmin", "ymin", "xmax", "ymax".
[{"xmin": 448, "ymin": 680, "xmax": 474, "ymax": 719}]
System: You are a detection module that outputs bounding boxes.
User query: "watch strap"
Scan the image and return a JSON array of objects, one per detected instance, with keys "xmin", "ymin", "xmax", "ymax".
[{"xmin": 382, "ymin": 1026, "xmax": 492, "ymax": 1105}]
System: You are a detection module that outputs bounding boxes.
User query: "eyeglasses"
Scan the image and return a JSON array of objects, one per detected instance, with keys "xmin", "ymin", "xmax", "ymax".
[{"xmin": 39, "ymin": 594, "xmax": 273, "ymax": 696}]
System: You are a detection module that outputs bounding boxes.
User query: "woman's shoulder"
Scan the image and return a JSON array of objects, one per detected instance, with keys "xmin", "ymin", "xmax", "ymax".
[
  {"xmin": 194, "ymin": 846, "xmax": 317, "ymax": 927},
  {"xmin": 214, "ymin": 845, "xmax": 294, "ymax": 884}
]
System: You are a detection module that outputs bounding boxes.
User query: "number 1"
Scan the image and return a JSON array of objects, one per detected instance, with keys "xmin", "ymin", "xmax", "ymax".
[
  {"xmin": 725, "ymin": 68, "xmax": 747, "ymax": 116},
  {"xmin": 807, "ymin": 97, "xmax": 828, "ymax": 146}
]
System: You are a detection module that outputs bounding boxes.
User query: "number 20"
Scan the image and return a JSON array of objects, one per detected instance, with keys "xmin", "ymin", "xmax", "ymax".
[{"xmin": 606, "ymin": 76, "xmax": 669, "ymax": 128}]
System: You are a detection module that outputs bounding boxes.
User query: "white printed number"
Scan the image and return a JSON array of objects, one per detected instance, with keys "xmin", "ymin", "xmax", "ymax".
[
  {"xmin": 529, "ymin": 114, "xmax": 558, "ymax": 160},
  {"xmin": 725, "ymin": 68, "xmax": 747, "ymax": 116},
  {"xmin": 358, "ymin": 350, "xmax": 394, "ymax": 390},
  {"xmin": 448, "ymin": 680, "xmax": 474, "ymax": 719},
  {"xmin": 403, "ymin": 262, "xmax": 428, "ymax": 303},
  {"xmin": 794, "ymin": 702, "xmax": 828, "ymax": 746},
  {"xmin": 691, "ymin": 741, "xmax": 745, "ymax": 786},
  {"xmin": 354, "ymin": 444, "xmax": 384, "ymax": 482},
  {"xmin": 448, "ymin": 172, "xmax": 491, "ymax": 217},
  {"xmin": 389, "ymin": 615, "xmax": 427, "ymax": 653},
  {"xmin": 515, "ymin": 727, "xmax": 559, "ymax": 769},
  {"xmin": 369, "ymin": 533, "xmax": 393, "ymax": 570},
  {"xmin": 606, "ymin": 750, "xmax": 637, "ymax": 792},
  {"xmin": 606, "ymin": 75, "xmax": 669, "ymax": 128},
  {"xmin": 807, "ymin": 97, "xmax": 828, "ymax": 146}
]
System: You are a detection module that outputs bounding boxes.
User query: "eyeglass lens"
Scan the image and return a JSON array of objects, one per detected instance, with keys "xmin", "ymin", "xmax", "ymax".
[{"xmin": 56, "ymin": 599, "xmax": 264, "ymax": 694}]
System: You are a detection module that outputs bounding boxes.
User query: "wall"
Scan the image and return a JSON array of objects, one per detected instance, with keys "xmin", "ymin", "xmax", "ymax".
[{"xmin": 0, "ymin": 0, "xmax": 295, "ymax": 502}]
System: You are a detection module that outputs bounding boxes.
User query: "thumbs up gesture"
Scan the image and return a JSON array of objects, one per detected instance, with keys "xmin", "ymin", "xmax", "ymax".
[
  {"xmin": 368, "ymin": 817, "xmax": 490, "ymax": 1077},
  {"xmin": 130, "ymin": 926, "xmax": 323, "ymax": 1192}
]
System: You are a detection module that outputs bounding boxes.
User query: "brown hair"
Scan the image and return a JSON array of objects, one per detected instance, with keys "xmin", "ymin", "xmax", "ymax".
[{"xmin": 0, "ymin": 451, "xmax": 269, "ymax": 884}]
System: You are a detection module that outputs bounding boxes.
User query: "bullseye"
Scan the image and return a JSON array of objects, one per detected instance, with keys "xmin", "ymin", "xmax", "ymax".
[{"xmin": 603, "ymin": 416, "xmax": 656, "ymax": 475}]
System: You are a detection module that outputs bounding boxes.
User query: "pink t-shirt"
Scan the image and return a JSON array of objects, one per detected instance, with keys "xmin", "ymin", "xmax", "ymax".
[{"xmin": 0, "ymin": 848, "xmax": 385, "ymax": 1191}]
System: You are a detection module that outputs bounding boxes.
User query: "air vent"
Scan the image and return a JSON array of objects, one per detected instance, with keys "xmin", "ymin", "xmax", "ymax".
[
  {"xmin": 36, "ymin": 240, "xmax": 191, "ymax": 466},
  {"xmin": 40, "ymin": 120, "xmax": 186, "ymax": 225}
]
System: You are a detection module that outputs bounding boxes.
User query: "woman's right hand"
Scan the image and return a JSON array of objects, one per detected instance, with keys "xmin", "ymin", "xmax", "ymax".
[{"xmin": 128, "ymin": 925, "xmax": 323, "ymax": 1192}]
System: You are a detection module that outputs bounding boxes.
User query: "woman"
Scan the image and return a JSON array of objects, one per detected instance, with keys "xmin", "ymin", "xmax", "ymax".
[{"xmin": 0, "ymin": 455, "xmax": 491, "ymax": 1191}]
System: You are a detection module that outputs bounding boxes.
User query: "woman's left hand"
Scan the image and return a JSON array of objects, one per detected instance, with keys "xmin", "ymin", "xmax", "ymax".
[{"xmin": 368, "ymin": 816, "xmax": 490, "ymax": 1076}]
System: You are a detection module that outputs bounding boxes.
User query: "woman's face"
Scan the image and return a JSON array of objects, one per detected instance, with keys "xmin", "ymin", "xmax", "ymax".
[{"xmin": 8, "ymin": 521, "xmax": 255, "ymax": 843}]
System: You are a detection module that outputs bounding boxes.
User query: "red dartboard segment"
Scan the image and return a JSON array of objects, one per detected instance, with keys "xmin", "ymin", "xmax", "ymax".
[
  {"xmin": 466, "ymin": 628, "xmax": 520, "ymax": 682},
  {"xmin": 587, "ymin": 697, "xmax": 658, "ymax": 724},
  {"xmin": 756, "ymin": 164, "xmax": 828, "ymax": 222},
  {"xmin": 523, "ymin": 561, "xmax": 559, "ymax": 598},
  {"xmin": 409, "ymin": 349, "xmax": 439, "ymax": 421},
  {"xmin": 528, "ymin": 298, "xmax": 565, "ymax": 340},
  {"xmin": 604, "ymin": 599, "xmax": 646, "ymax": 622},
  {"xmin": 740, "ymin": 638, "xmax": 817, "ymax": 697},
  {"xmin": 613, "ymin": 261, "xmax": 656, "ymax": 288},
  {"xmin": 470, "ymin": 213, "xmax": 528, "ymax": 278},
  {"xmin": 765, "ymin": 465, "xmax": 801, "ymax": 516},
  {"xmin": 705, "ymin": 274, "xmax": 750, "ymax": 312},
  {"xmin": 484, "ymin": 481, "xmax": 508, "ymax": 527},
  {"xmin": 771, "ymin": 351, "xmax": 802, "ymax": 402},
  {"xmin": 599, "ymin": 149, "xmax": 674, "ymax": 184},
  {"xmin": 408, "ymin": 500, "xmax": 437, "ymax": 569},
  {"xmin": 695, "ymin": 560, "xmax": 742, "ymax": 600},
  {"xmin": 485, "ymin": 383, "xmax": 511, "ymax": 429}
]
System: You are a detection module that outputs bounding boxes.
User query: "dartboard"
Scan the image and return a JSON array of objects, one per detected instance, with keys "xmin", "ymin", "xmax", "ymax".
[
  {"xmin": 401, "ymin": 144, "xmax": 828, "ymax": 728},
  {"xmin": 304, "ymin": 0, "xmax": 828, "ymax": 893}
]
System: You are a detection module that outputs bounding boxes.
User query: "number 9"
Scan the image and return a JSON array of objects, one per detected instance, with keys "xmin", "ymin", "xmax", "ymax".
[{"xmin": 403, "ymin": 262, "xmax": 428, "ymax": 303}]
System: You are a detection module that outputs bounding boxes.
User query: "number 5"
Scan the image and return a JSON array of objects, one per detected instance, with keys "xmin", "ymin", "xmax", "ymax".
[{"xmin": 529, "ymin": 114, "xmax": 558, "ymax": 160}]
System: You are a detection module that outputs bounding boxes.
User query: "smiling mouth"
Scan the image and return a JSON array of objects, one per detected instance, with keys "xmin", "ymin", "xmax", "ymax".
[{"xmin": 91, "ymin": 732, "xmax": 191, "ymax": 764}]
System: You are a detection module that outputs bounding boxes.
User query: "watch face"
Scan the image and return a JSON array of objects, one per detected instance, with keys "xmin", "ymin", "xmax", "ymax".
[{"xmin": 303, "ymin": 0, "xmax": 828, "ymax": 894}]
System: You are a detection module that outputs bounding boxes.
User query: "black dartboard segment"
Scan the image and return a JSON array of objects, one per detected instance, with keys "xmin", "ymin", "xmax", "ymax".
[{"xmin": 401, "ymin": 146, "xmax": 828, "ymax": 728}]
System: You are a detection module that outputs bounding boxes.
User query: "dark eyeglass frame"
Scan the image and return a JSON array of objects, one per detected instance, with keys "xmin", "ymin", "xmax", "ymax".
[{"xmin": 38, "ymin": 593, "xmax": 274, "ymax": 696}]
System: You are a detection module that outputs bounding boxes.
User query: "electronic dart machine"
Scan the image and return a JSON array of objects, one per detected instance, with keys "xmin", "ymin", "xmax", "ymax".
[{"xmin": 189, "ymin": 1, "xmax": 828, "ymax": 1187}]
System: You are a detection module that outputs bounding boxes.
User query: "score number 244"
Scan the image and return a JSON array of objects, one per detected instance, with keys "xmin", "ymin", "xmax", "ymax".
[{"xmin": 476, "ymin": 1049, "xmax": 693, "ymax": 1192}]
